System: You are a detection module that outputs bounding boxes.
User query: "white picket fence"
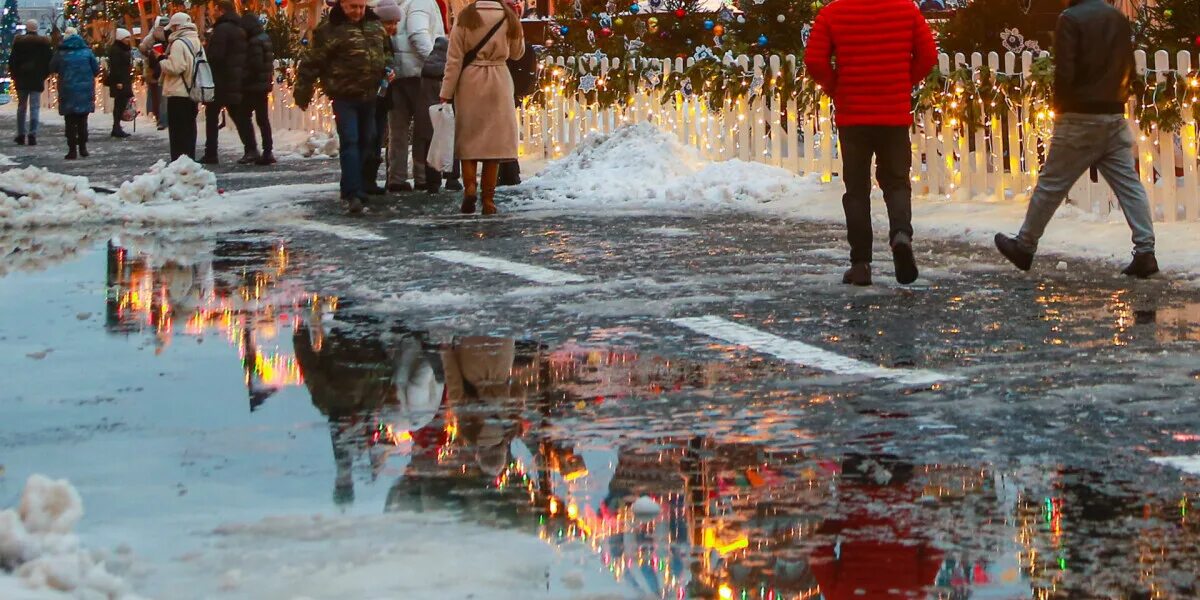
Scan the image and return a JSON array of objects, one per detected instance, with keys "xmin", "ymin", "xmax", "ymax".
[
  {"xmin": 520, "ymin": 50, "xmax": 1200, "ymax": 223},
  {"xmin": 44, "ymin": 49, "xmax": 1199, "ymax": 222}
]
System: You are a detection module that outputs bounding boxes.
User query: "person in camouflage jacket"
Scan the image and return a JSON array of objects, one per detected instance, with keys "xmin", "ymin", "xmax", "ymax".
[{"xmin": 294, "ymin": 0, "xmax": 392, "ymax": 213}]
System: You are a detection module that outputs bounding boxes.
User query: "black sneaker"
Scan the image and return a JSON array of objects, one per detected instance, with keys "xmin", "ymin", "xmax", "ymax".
[
  {"xmin": 27, "ymin": 135, "xmax": 36, "ymax": 146},
  {"xmin": 994, "ymin": 233, "xmax": 1033, "ymax": 271},
  {"xmin": 1121, "ymin": 253, "xmax": 1159, "ymax": 279},
  {"xmin": 111, "ymin": 129, "xmax": 131, "ymax": 139},
  {"xmin": 387, "ymin": 182, "xmax": 412, "ymax": 193},
  {"xmin": 14, "ymin": 135, "xmax": 25, "ymax": 145},
  {"xmin": 841, "ymin": 262, "xmax": 871, "ymax": 286},
  {"xmin": 198, "ymin": 154, "xmax": 219, "ymax": 165},
  {"xmin": 237, "ymin": 151, "xmax": 261, "ymax": 165},
  {"xmin": 444, "ymin": 178, "xmax": 464, "ymax": 191},
  {"xmin": 890, "ymin": 232, "xmax": 919, "ymax": 285},
  {"xmin": 364, "ymin": 182, "xmax": 387, "ymax": 196},
  {"xmin": 346, "ymin": 196, "xmax": 364, "ymax": 215},
  {"xmin": 255, "ymin": 151, "xmax": 277, "ymax": 165}
]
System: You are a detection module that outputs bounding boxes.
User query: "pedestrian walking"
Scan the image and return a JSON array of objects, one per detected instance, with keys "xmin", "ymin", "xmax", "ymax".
[
  {"xmin": 106, "ymin": 28, "xmax": 135, "ymax": 139},
  {"xmin": 200, "ymin": 0, "xmax": 254, "ymax": 165},
  {"xmin": 294, "ymin": 0, "xmax": 392, "ymax": 214},
  {"xmin": 386, "ymin": 0, "xmax": 443, "ymax": 192},
  {"xmin": 240, "ymin": 13, "xmax": 277, "ymax": 165},
  {"xmin": 804, "ymin": 0, "xmax": 938, "ymax": 286},
  {"xmin": 49, "ymin": 28, "xmax": 100, "ymax": 160},
  {"xmin": 438, "ymin": 0, "xmax": 525, "ymax": 215},
  {"xmin": 995, "ymin": 0, "xmax": 1157, "ymax": 278},
  {"xmin": 139, "ymin": 16, "xmax": 170, "ymax": 130},
  {"xmin": 364, "ymin": 0, "xmax": 402, "ymax": 196},
  {"xmin": 159, "ymin": 12, "xmax": 203, "ymax": 161},
  {"xmin": 9, "ymin": 20, "xmax": 52, "ymax": 146}
]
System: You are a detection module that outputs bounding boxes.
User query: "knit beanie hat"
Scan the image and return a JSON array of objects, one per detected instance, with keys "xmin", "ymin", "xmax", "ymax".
[
  {"xmin": 167, "ymin": 12, "xmax": 193, "ymax": 30},
  {"xmin": 374, "ymin": 0, "xmax": 402, "ymax": 22},
  {"xmin": 115, "ymin": 28, "xmax": 131, "ymax": 41}
]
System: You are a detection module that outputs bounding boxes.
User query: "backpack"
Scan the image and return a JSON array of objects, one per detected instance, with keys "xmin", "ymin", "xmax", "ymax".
[{"xmin": 179, "ymin": 38, "xmax": 215, "ymax": 103}]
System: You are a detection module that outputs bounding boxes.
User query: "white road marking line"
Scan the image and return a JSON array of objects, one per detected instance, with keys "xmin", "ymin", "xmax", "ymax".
[
  {"xmin": 1150, "ymin": 455, "xmax": 1200, "ymax": 477},
  {"xmin": 670, "ymin": 315, "xmax": 958, "ymax": 386},
  {"xmin": 425, "ymin": 250, "xmax": 590, "ymax": 285}
]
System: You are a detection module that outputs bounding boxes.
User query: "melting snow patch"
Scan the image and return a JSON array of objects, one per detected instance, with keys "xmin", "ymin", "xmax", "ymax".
[
  {"xmin": 514, "ymin": 123, "xmax": 819, "ymax": 212},
  {"xmin": 1150, "ymin": 455, "xmax": 1200, "ymax": 477},
  {"xmin": 0, "ymin": 475, "xmax": 141, "ymax": 599}
]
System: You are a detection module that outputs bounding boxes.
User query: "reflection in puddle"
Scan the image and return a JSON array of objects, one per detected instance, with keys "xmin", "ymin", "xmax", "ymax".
[{"xmin": 87, "ymin": 235, "xmax": 1200, "ymax": 599}]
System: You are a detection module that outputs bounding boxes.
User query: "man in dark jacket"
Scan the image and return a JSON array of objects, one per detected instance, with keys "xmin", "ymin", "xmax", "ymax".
[
  {"xmin": 240, "ymin": 13, "xmax": 276, "ymax": 165},
  {"xmin": 995, "ymin": 0, "xmax": 1157, "ymax": 278},
  {"xmin": 294, "ymin": 0, "xmax": 392, "ymax": 214},
  {"xmin": 201, "ymin": 0, "xmax": 254, "ymax": 164},
  {"xmin": 106, "ymin": 28, "xmax": 135, "ymax": 138},
  {"xmin": 9, "ymin": 20, "xmax": 53, "ymax": 145},
  {"xmin": 805, "ymin": 0, "xmax": 938, "ymax": 286}
]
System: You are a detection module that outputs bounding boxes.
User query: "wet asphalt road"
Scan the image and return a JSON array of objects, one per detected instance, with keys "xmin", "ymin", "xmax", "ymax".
[{"xmin": 3, "ymin": 111, "xmax": 1200, "ymax": 599}]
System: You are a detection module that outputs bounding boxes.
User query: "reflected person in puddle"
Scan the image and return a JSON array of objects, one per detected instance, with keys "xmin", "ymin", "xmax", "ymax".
[{"xmin": 295, "ymin": 316, "xmax": 439, "ymax": 506}]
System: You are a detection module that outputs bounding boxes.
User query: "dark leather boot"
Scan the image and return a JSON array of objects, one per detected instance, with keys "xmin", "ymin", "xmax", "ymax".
[
  {"xmin": 1122, "ymin": 253, "xmax": 1159, "ymax": 279},
  {"xmin": 461, "ymin": 195, "xmax": 477, "ymax": 214},
  {"xmin": 994, "ymin": 233, "xmax": 1033, "ymax": 271},
  {"xmin": 841, "ymin": 263, "xmax": 871, "ymax": 286}
]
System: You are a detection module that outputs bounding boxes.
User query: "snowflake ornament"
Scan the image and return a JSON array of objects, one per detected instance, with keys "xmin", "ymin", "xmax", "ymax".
[
  {"xmin": 579, "ymin": 73, "xmax": 598, "ymax": 93},
  {"xmin": 682, "ymin": 80, "xmax": 695, "ymax": 96},
  {"xmin": 587, "ymin": 28, "xmax": 596, "ymax": 45},
  {"xmin": 801, "ymin": 23, "xmax": 812, "ymax": 48},
  {"xmin": 592, "ymin": 49, "xmax": 608, "ymax": 62},
  {"xmin": 625, "ymin": 38, "xmax": 645, "ymax": 54},
  {"xmin": 718, "ymin": 6, "xmax": 734, "ymax": 21},
  {"xmin": 573, "ymin": 0, "xmax": 583, "ymax": 18},
  {"xmin": 693, "ymin": 45, "xmax": 716, "ymax": 61},
  {"xmin": 1000, "ymin": 28, "xmax": 1025, "ymax": 53},
  {"xmin": 750, "ymin": 72, "xmax": 764, "ymax": 96},
  {"xmin": 642, "ymin": 68, "xmax": 661, "ymax": 88},
  {"xmin": 599, "ymin": 12, "xmax": 613, "ymax": 27},
  {"xmin": 713, "ymin": 35, "xmax": 722, "ymax": 48},
  {"xmin": 1024, "ymin": 40, "xmax": 1041, "ymax": 53}
]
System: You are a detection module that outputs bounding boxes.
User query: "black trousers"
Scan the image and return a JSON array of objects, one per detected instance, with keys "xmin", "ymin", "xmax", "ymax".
[
  {"xmin": 64, "ymin": 114, "xmax": 89, "ymax": 148},
  {"xmin": 838, "ymin": 126, "xmax": 914, "ymax": 264},
  {"xmin": 204, "ymin": 101, "xmax": 254, "ymax": 156},
  {"xmin": 167, "ymin": 97, "xmax": 199, "ymax": 160},
  {"xmin": 112, "ymin": 93, "xmax": 132, "ymax": 131},
  {"xmin": 244, "ymin": 92, "xmax": 274, "ymax": 153}
]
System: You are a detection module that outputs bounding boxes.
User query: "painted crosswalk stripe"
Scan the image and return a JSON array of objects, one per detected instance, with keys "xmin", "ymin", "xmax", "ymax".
[
  {"xmin": 1150, "ymin": 456, "xmax": 1200, "ymax": 477},
  {"xmin": 425, "ymin": 250, "xmax": 590, "ymax": 285},
  {"xmin": 670, "ymin": 315, "xmax": 957, "ymax": 386}
]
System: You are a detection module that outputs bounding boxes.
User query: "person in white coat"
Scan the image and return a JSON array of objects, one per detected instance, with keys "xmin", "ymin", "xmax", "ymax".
[{"xmin": 386, "ymin": 0, "xmax": 445, "ymax": 191}]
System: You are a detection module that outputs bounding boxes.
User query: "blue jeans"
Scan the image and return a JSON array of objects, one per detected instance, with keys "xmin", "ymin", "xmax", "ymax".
[
  {"xmin": 17, "ymin": 90, "xmax": 41, "ymax": 136},
  {"xmin": 332, "ymin": 98, "xmax": 377, "ymax": 198},
  {"xmin": 1018, "ymin": 113, "xmax": 1155, "ymax": 255}
]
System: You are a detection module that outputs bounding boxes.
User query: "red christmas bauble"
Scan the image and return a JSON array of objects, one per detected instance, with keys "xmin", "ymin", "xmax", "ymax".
[
  {"xmin": 1195, "ymin": 34, "xmax": 1200, "ymax": 47},
  {"xmin": 600, "ymin": 26, "xmax": 613, "ymax": 37},
  {"xmin": 673, "ymin": 7, "xmax": 686, "ymax": 17}
]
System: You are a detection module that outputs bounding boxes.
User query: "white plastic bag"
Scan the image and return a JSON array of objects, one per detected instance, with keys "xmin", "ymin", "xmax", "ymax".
[{"xmin": 427, "ymin": 103, "xmax": 455, "ymax": 173}]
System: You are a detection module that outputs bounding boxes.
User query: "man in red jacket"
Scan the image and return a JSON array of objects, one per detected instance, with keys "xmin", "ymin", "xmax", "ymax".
[{"xmin": 805, "ymin": 0, "xmax": 938, "ymax": 286}]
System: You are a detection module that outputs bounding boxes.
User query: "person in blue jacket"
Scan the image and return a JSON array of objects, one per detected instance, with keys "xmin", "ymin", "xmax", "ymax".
[{"xmin": 49, "ymin": 28, "xmax": 100, "ymax": 160}]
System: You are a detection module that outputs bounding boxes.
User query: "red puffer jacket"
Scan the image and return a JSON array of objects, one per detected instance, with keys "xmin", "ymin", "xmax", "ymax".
[{"xmin": 804, "ymin": 0, "xmax": 939, "ymax": 127}]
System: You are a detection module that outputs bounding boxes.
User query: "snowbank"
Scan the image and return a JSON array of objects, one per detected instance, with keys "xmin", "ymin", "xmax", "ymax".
[
  {"xmin": 0, "ymin": 475, "xmax": 140, "ymax": 600},
  {"xmin": 516, "ymin": 124, "xmax": 1200, "ymax": 282},
  {"xmin": 0, "ymin": 158, "xmax": 308, "ymax": 228},
  {"xmin": 515, "ymin": 122, "xmax": 821, "ymax": 210}
]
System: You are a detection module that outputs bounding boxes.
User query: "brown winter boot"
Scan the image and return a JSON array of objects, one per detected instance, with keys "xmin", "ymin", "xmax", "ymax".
[
  {"xmin": 841, "ymin": 262, "xmax": 871, "ymax": 286},
  {"xmin": 460, "ymin": 195, "xmax": 477, "ymax": 215},
  {"xmin": 481, "ymin": 189, "xmax": 497, "ymax": 216}
]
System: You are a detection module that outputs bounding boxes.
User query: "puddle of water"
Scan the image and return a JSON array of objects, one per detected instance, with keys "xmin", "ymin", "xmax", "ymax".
[{"xmin": 2, "ymin": 231, "xmax": 1199, "ymax": 600}]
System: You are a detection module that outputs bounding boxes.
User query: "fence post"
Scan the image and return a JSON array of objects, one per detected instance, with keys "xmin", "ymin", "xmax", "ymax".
[{"xmin": 1179, "ymin": 51, "xmax": 1199, "ymax": 220}]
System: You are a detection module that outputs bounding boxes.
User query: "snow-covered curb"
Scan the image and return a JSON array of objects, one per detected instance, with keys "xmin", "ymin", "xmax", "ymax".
[{"xmin": 515, "ymin": 123, "xmax": 1200, "ymax": 282}]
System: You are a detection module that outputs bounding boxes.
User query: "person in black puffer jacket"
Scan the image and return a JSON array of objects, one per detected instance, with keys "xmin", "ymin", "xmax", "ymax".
[
  {"xmin": 240, "ymin": 12, "xmax": 276, "ymax": 165},
  {"xmin": 201, "ymin": 0, "xmax": 254, "ymax": 164},
  {"xmin": 106, "ymin": 28, "xmax": 135, "ymax": 139}
]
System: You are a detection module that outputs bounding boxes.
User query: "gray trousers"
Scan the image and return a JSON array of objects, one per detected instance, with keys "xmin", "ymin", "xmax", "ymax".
[
  {"xmin": 387, "ymin": 77, "xmax": 425, "ymax": 186},
  {"xmin": 1018, "ymin": 113, "xmax": 1155, "ymax": 255}
]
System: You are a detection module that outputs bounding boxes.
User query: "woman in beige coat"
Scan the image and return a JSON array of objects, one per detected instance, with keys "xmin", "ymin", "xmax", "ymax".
[{"xmin": 438, "ymin": 0, "xmax": 525, "ymax": 215}]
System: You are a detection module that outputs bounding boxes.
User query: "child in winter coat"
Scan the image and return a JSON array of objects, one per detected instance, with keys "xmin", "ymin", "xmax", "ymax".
[{"xmin": 49, "ymin": 29, "xmax": 100, "ymax": 160}]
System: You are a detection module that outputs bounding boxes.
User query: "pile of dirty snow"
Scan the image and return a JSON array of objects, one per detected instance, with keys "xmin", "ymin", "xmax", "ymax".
[
  {"xmin": 0, "ymin": 475, "xmax": 141, "ymax": 599},
  {"xmin": 0, "ymin": 159, "xmax": 306, "ymax": 228},
  {"xmin": 116, "ymin": 158, "xmax": 218, "ymax": 205},
  {"xmin": 514, "ymin": 122, "xmax": 819, "ymax": 210},
  {"xmin": 290, "ymin": 131, "xmax": 339, "ymax": 158}
]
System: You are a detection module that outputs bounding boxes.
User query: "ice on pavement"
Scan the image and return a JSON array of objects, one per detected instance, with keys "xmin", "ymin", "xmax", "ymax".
[{"xmin": 0, "ymin": 475, "xmax": 140, "ymax": 599}]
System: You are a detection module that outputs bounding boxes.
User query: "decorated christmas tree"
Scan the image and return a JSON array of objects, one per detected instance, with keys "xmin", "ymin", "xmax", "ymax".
[
  {"xmin": 0, "ymin": 0, "xmax": 20, "ymax": 78},
  {"xmin": 1137, "ymin": 0, "xmax": 1200, "ymax": 53},
  {"xmin": 545, "ymin": 0, "xmax": 720, "ymax": 59},
  {"xmin": 725, "ymin": 0, "xmax": 823, "ymax": 56},
  {"xmin": 935, "ymin": 0, "xmax": 1049, "ymax": 55}
]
